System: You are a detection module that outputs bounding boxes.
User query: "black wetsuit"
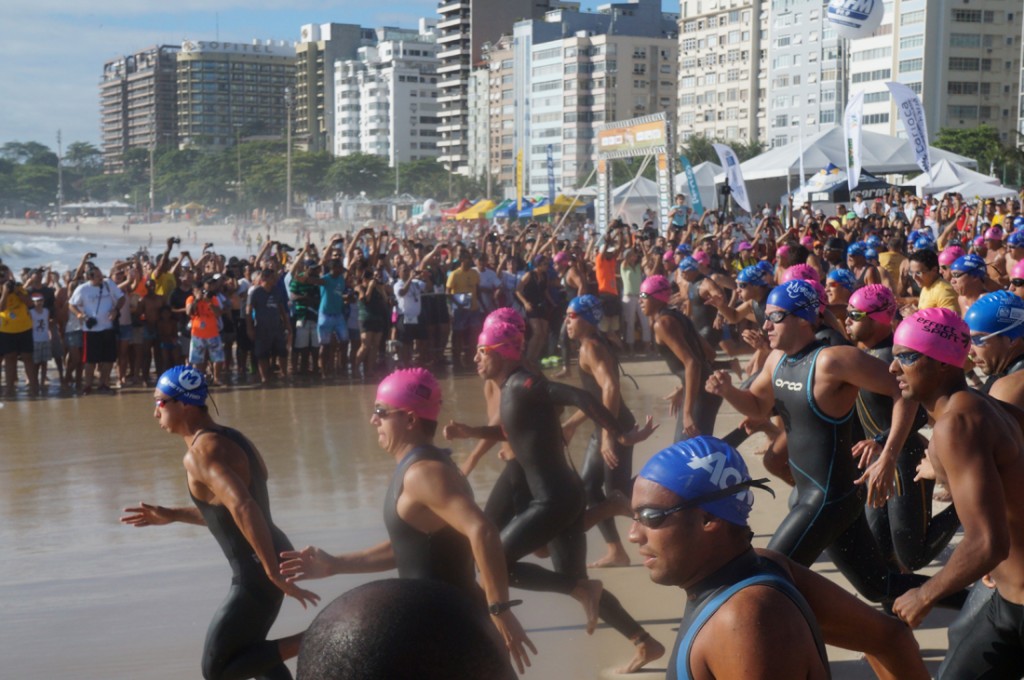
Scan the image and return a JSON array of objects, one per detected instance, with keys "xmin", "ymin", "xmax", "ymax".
[
  {"xmin": 856, "ymin": 338, "xmax": 960, "ymax": 571},
  {"xmin": 487, "ymin": 368, "xmax": 644, "ymax": 640},
  {"xmin": 579, "ymin": 336, "xmax": 636, "ymax": 546},
  {"xmin": 939, "ymin": 587, "xmax": 1024, "ymax": 679},
  {"xmin": 520, "ymin": 271, "xmax": 548, "ymax": 320},
  {"xmin": 687, "ymin": 275, "xmax": 721, "ymax": 346},
  {"xmin": 666, "ymin": 550, "xmax": 829, "ymax": 680},
  {"xmin": 980, "ymin": 353, "xmax": 1024, "ymax": 395},
  {"xmin": 384, "ymin": 445, "xmax": 478, "ymax": 599},
  {"xmin": 656, "ymin": 307, "xmax": 722, "ymax": 441},
  {"xmin": 768, "ymin": 340, "xmax": 926, "ymax": 603},
  {"xmin": 189, "ymin": 427, "xmax": 294, "ymax": 680}
]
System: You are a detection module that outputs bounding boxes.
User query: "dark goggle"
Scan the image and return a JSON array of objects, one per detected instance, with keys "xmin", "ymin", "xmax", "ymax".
[
  {"xmin": 1010, "ymin": 279, "xmax": 1024, "ymax": 287},
  {"xmin": 846, "ymin": 309, "xmax": 871, "ymax": 322},
  {"xmin": 765, "ymin": 303, "xmax": 815, "ymax": 324},
  {"xmin": 372, "ymin": 406, "xmax": 406, "ymax": 418},
  {"xmin": 893, "ymin": 350, "xmax": 924, "ymax": 366},
  {"xmin": 632, "ymin": 478, "xmax": 774, "ymax": 528}
]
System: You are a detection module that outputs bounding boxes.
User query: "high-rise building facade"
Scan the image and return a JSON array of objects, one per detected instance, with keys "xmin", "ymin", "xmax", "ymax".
[
  {"xmin": 435, "ymin": 0, "xmax": 557, "ymax": 176},
  {"xmin": 849, "ymin": 1, "xmax": 1022, "ymax": 144},
  {"xmin": 765, "ymin": 0, "xmax": 846, "ymax": 148},
  {"xmin": 176, "ymin": 39, "xmax": 296, "ymax": 149},
  {"xmin": 99, "ymin": 45, "xmax": 180, "ymax": 172},
  {"xmin": 333, "ymin": 23, "xmax": 441, "ymax": 167},
  {"xmin": 676, "ymin": 0, "xmax": 767, "ymax": 145},
  {"xmin": 510, "ymin": 0, "xmax": 678, "ymax": 197},
  {"xmin": 295, "ymin": 23, "xmax": 377, "ymax": 153}
]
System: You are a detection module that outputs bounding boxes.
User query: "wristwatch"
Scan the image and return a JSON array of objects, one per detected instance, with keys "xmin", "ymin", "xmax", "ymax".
[{"xmin": 488, "ymin": 599, "xmax": 522, "ymax": 616}]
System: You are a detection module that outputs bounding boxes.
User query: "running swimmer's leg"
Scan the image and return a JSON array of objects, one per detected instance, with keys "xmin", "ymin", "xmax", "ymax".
[
  {"xmin": 581, "ymin": 430, "xmax": 631, "ymax": 568},
  {"xmin": 937, "ymin": 589, "xmax": 1024, "ymax": 679},
  {"xmin": 885, "ymin": 445, "xmax": 960, "ymax": 571},
  {"xmin": 201, "ymin": 578, "xmax": 291, "ymax": 680},
  {"xmin": 693, "ymin": 392, "xmax": 723, "ymax": 438},
  {"xmin": 767, "ymin": 489, "xmax": 860, "ymax": 566},
  {"xmin": 483, "ymin": 462, "xmax": 523, "ymax": 530},
  {"xmin": 762, "ymin": 429, "xmax": 796, "ymax": 486}
]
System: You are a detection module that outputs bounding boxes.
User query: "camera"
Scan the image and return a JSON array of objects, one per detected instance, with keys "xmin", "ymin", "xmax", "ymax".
[
  {"xmin": 86, "ymin": 252, "xmax": 98, "ymax": 259},
  {"xmin": 170, "ymin": 237, "xmax": 181, "ymax": 245},
  {"xmin": 85, "ymin": 316, "xmax": 98, "ymax": 329},
  {"xmin": 204, "ymin": 243, "xmax": 214, "ymax": 250}
]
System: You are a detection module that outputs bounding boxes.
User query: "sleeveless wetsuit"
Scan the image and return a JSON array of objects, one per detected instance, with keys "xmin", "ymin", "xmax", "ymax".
[
  {"xmin": 981, "ymin": 353, "xmax": 1024, "ymax": 395},
  {"xmin": 656, "ymin": 307, "xmax": 723, "ymax": 440},
  {"xmin": 667, "ymin": 550, "xmax": 830, "ymax": 680},
  {"xmin": 520, "ymin": 271, "xmax": 548, "ymax": 320},
  {"xmin": 384, "ymin": 445, "xmax": 479, "ymax": 600},
  {"xmin": 492, "ymin": 368, "xmax": 644, "ymax": 640},
  {"xmin": 939, "ymin": 587, "xmax": 1024, "ymax": 679},
  {"xmin": 768, "ymin": 341, "xmax": 925, "ymax": 603},
  {"xmin": 856, "ymin": 338, "xmax": 960, "ymax": 571},
  {"xmin": 687, "ymin": 275, "xmax": 721, "ymax": 346},
  {"xmin": 579, "ymin": 335, "xmax": 636, "ymax": 545},
  {"xmin": 189, "ymin": 427, "xmax": 294, "ymax": 680}
]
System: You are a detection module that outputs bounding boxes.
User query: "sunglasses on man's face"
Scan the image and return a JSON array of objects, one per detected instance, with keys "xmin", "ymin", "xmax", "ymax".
[
  {"xmin": 633, "ymin": 478, "xmax": 774, "ymax": 529},
  {"xmin": 1010, "ymin": 278, "xmax": 1024, "ymax": 288},
  {"xmin": 372, "ymin": 405, "xmax": 406, "ymax": 419}
]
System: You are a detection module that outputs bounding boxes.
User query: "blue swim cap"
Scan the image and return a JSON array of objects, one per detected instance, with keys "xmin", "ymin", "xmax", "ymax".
[
  {"xmin": 766, "ymin": 280, "xmax": 820, "ymax": 324},
  {"xmin": 676, "ymin": 243, "xmax": 692, "ymax": 256},
  {"xmin": 914, "ymin": 236, "xmax": 936, "ymax": 251},
  {"xmin": 567, "ymin": 294, "xmax": 604, "ymax": 326},
  {"xmin": 827, "ymin": 268, "xmax": 857, "ymax": 291},
  {"xmin": 678, "ymin": 256, "xmax": 699, "ymax": 272},
  {"xmin": 157, "ymin": 365, "xmax": 208, "ymax": 406},
  {"xmin": 1008, "ymin": 230, "xmax": 1024, "ymax": 248},
  {"xmin": 1014, "ymin": 216, "xmax": 1024, "ymax": 230},
  {"xmin": 638, "ymin": 436, "xmax": 773, "ymax": 527},
  {"xmin": 847, "ymin": 242, "xmax": 867, "ymax": 258},
  {"xmin": 908, "ymin": 230, "xmax": 922, "ymax": 242},
  {"xmin": 737, "ymin": 265, "xmax": 768, "ymax": 286},
  {"xmin": 754, "ymin": 260, "xmax": 775, "ymax": 276},
  {"xmin": 865, "ymin": 235, "xmax": 883, "ymax": 250},
  {"xmin": 864, "ymin": 247, "xmax": 879, "ymax": 261},
  {"xmin": 965, "ymin": 291, "xmax": 1024, "ymax": 340},
  {"xmin": 951, "ymin": 254, "xmax": 986, "ymax": 278}
]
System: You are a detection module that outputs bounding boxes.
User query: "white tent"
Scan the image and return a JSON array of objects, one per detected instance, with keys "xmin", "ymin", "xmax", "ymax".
[
  {"xmin": 610, "ymin": 176, "xmax": 661, "ymax": 226},
  {"xmin": 674, "ymin": 161, "xmax": 722, "ymax": 211},
  {"xmin": 908, "ymin": 158, "xmax": 999, "ymax": 195},
  {"xmin": 938, "ymin": 180, "xmax": 1018, "ymax": 201}
]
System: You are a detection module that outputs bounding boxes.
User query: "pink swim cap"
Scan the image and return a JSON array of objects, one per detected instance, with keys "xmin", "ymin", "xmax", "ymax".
[
  {"xmin": 484, "ymin": 307, "xmax": 526, "ymax": 334},
  {"xmin": 553, "ymin": 251, "xmax": 570, "ymax": 266},
  {"xmin": 478, "ymin": 321, "xmax": 523, "ymax": 360},
  {"xmin": 984, "ymin": 227, "xmax": 1003, "ymax": 241},
  {"xmin": 938, "ymin": 246, "xmax": 965, "ymax": 266},
  {"xmin": 640, "ymin": 275, "xmax": 672, "ymax": 303},
  {"xmin": 692, "ymin": 251, "xmax": 710, "ymax": 266},
  {"xmin": 662, "ymin": 251, "xmax": 675, "ymax": 263},
  {"xmin": 776, "ymin": 245, "xmax": 792, "ymax": 260},
  {"xmin": 1013, "ymin": 261, "xmax": 1024, "ymax": 280},
  {"xmin": 893, "ymin": 308, "xmax": 970, "ymax": 368},
  {"xmin": 800, "ymin": 235, "xmax": 814, "ymax": 247},
  {"xmin": 781, "ymin": 263, "xmax": 819, "ymax": 283},
  {"xmin": 849, "ymin": 284, "xmax": 897, "ymax": 324},
  {"xmin": 376, "ymin": 368, "xmax": 443, "ymax": 421},
  {"xmin": 973, "ymin": 236, "xmax": 986, "ymax": 249}
]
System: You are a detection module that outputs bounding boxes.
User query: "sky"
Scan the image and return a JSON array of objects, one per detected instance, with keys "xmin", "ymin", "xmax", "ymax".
[{"xmin": 2, "ymin": 0, "xmax": 681, "ymax": 155}]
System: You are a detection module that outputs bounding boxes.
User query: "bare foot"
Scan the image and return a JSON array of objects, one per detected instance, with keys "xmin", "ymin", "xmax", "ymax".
[
  {"xmin": 617, "ymin": 633, "xmax": 665, "ymax": 674},
  {"xmin": 553, "ymin": 367, "xmax": 569, "ymax": 379},
  {"xmin": 532, "ymin": 545, "xmax": 551, "ymax": 559},
  {"xmin": 572, "ymin": 579, "xmax": 603, "ymax": 635},
  {"xmin": 588, "ymin": 542, "xmax": 630, "ymax": 568}
]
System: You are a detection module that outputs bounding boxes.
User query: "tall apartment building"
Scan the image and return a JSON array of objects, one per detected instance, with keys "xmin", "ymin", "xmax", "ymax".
[
  {"xmin": 765, "ymin": 0, "xmax": 846, "ymax": 148},
  {"xmin": 849, "ymin": 1, "xmax": 1022, "ymax": 144},
  {"xmin": 333, "ymin": 23, "xmax": 441, "ymax": 167},
  {"xmin": 466, "ymin": 62, "xmax": 493, "ymax": 183},
  {"xmin": 295, "ymin": 23, "xmax": 377, "ymax": 153},
  {"xmin": 482, "ymin": 36, "xmax": 516, "ymax": 193},
  {"xmin": 676, "ymin": 0, "xmax": 767, "ymax": 145},
  {"xmin": 435, "ymin": 0, "xmax": 557, "ymax": 175},
  {"xmin": 509, "ymin": 0, "xmax": 678, "ymax": 196},
  {"xmin": 176, "ymin": 40, "xmax": 295, "ymax": 149},
  {"xmin": 99, "ymin": 45, "xmax": 180, "ymax": 172}
]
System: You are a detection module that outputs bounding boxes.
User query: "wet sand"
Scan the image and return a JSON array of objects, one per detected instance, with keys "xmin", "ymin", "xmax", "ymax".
[{"xmin": 0, "ymin": 360, "xmax": 955, "ymax": 678}]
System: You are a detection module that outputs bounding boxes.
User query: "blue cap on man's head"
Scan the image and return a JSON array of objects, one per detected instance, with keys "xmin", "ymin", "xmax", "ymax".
[
  {"xmin": 766, "ymin": 280, "xmax": 820, "ymax": 324},
  {"xmin": 965, "ymin": 291, "xmax": 1024, "ymax": 341},
  {"xmin": 567, "ymin": 294, "xmax": 604, "ymax": 327},
  {"xmin": 638, "ymin": 436, "xmax": 772, "ymax": 527},
  {"xmin": 951, "ymin": 254, "xmax": 987, "ymax": 278},
  {"xmin": 678, "ymin": 256, "xmax": 699, "ymax": 272},
  {"xmin": 157, "ymin": 365, "xmax": 208, "ymax": 406}
]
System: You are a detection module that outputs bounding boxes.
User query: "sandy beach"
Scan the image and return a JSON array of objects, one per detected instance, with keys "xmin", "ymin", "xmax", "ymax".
[{"xmin": 0, "ymin": 350, "xmax": 957, "ymax": 678}]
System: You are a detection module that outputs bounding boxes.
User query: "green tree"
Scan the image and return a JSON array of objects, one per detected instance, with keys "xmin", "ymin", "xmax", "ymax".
[
  {"xmin": 14, "ymin": 164, "xmax": 58, "ymax": 207},
  {"xmin": 291, "ymin": 150, "xmax": 333, "ymax": 199},
  {"xmin": 63, "ymin": 141, "xmax": 103, "ymax": 174},
  {"xmin": 323, "ymin": 153, "xmax": 390, "ymax": 198},
  {"xmin": 1, "ymin": 141, "xmax": 54, "ymax": 165},
  {"xmin": 82, "ymin": 173, "xmax": 131, "ymax": 202},
  {"xmin": 932, "ymin": 125, "xmax": 1004, "ymax": 175}
]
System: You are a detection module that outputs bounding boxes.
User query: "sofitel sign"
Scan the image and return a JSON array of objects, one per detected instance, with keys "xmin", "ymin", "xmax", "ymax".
[{"xmin": 181, "ymin": 40, "xmax": 286, "ymax": 54}]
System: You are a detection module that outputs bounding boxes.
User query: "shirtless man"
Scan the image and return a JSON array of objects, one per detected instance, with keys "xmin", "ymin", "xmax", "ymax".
[
  {"xmin": 121, "ymin": 366, "xmax": 318, "ymax": 680},
  {"xmin": 630, "ymin": 436, "xmax": 929, "ymax": 680},
  {"xmin": 949, "ymin": 254, "xmax": 990, "ymax": 313},
  {"xmin": 705, "ymin": 280, "xmax": 928, "ymax": 604},
  {"xmin": 982, "ymin": 225, "xmax": 1008, "ymax": 285},
  {"xmin": 889, "ymin": 308, "xmax": 1024, "ymax": 677},
  {"xmin": 966, "ymin": 290, "xmax": 1024, "ymax": 407},
  {"xmin": 445, "ymin": 320, "xmax": 664, "ymax": 673},
  {"xmin": 278, "ymin": 368, "xmax": 535, "ymax": 674}
]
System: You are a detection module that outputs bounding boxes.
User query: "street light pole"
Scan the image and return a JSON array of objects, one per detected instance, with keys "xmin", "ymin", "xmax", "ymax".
[
  {"xmin": 235, "ymin": 125, "xmax": 243, "ymax": 219},
  {"xmin": 284, "ymin": 87, "xmax": 294, "ymax": 219},
  {"xmin": 148, "ymin": 114, "xmax": 156, "ymax": 218},
  {"xmin": 56, "ymin": 129, "xmax": 63, "ymax": 223}
]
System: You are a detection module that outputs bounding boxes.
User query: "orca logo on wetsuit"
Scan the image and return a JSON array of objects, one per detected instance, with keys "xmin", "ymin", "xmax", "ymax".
[{"xmin": 774, "ymin": 378, "xmax": 804, "ymax": 391}]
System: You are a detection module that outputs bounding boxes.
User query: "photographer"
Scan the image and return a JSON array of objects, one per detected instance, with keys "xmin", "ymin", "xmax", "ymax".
[
  {"xmin": 185, "ymin": 275, "xmax": 225, "ymax": 385},
  {"xmin": 68, "ymin": 263, "xmax": 124, "ymax": 394},
  {"xmin": 0, "ymin": 265, "xmax": 38, "ymax": 394}
]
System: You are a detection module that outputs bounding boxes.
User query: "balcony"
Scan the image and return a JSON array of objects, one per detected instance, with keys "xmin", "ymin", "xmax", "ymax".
[
  {"xmin": 438, "ymin": 0, "xmax": 469, "ymax": 13},
  {"xmin": 437, "ymin": 31, "xmax": 466, "ymax": 45},
  {"xmin": 437, "ymin": 14, "xmax": 469, "ymax": 30},
  {"xmin": 437, "ymin": 44, "xmax": 470, "ymax": 60}
]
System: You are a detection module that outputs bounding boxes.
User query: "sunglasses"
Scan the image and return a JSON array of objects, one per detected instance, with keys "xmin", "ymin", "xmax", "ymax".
[
  {"xmin": 949, "ymin": 271, "xmax": 970, "ymax": 280},
  {"xmin": 155, "ymin": 398, "xmax": 176, "ymax": 409},
  {"xmin": 372, "ymin": 405, "xmax": 406, "ymax": 419},
  {"xmin": 846, "ymin": 309, "xmax": 871, "ymax": 322},
  {"xmin": 1010, "ymin": 279, "xmax": 1024, "ymax": 287},
  {"xmin": 893, "ymin": 350, "xmax": 924, "ymax": 366},
  {"xmin": 633, "ymin": 478, "xmax": 773, "ymax": 528}
]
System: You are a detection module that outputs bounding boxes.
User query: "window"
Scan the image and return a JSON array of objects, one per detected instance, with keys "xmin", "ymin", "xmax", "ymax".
[
  {"xmin": 863, "ymin": 113, "xmax": 890, "ymax": 125},
  {"xmin": 899, "ymin": 58, "xmax": 923, "ymax": 73},
  {"xmin": 949, "ymin": 33, "xmax": 981, "ymax": 48},
  {"xmin": 851, "ymin": 69, "xmax": 890, "ymax": 83},
  {"xmin": 864, "ymin": 91, "xmax": 890, "ymax": 103},
  {"xmin": 948, "ymin": 105, "xmax": 978, "ymax": 119},
  {"xmin": 899, "ymin": 35, "xmax": 924, "ymax": 49},
  {"xmin": 852, "ymin": 47, "xmax": 893, "ymax": 62},
  {"xmin": 948, "ymin": 81, "xmax": 979, "ymax": 95},
  {"xmin": 949, "ymin": 57, "xmax": 980, "ymax": 71},
  {"xmin": 901, "ymin": 10, "xmax": 924, "ymax": 25}
]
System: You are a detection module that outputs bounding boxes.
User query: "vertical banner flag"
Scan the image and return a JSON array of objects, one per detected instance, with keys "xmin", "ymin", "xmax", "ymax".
[
  {"xmin": 656, "ymin": 154, "xmax": 672, "ymax": 230},
  {"xmin": 712, "ymin": 143, "xmax": 752, "ymax": 213},
  {"xmin": 843, "ymin": 90, "xmax": 865, "ymax": 193},
  {"xmin": 886, "ymin": 81, "xmax": 931, "ymax": 174},
  {"xmin": 515, "ymin": 150, "xmax": 523, "ymax": 212},
  {"xmin": 679, "ymin": 155, "xmax": 704, "ymax": 216},
  {"xmin": 798, "ymin": 118, "xmax": 806, "ymax": 189},
  {"xmin": 546, "ymin": 144, "xmax": 556, "ymax": 207},
  {"xmin": 596, "ymin": 158, "xmax": 608, "ymax": 233}
]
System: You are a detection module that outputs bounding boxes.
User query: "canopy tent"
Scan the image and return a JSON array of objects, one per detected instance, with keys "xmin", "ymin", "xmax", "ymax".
[
  {"xmin": 441, "ymin": 198, "xmax": 472, "ymax": 218},
  {"xmin": 486, "ymin": 199, "xmax": 514, "ymax": 219},
  {"xmin": 713, "ymin": 127, "xmax": 978, "ymax": 209},
  {"xmin": 518, "ymin": 199, "xmax": 544, "ymax": 220},
  {"xmin": 455, "ymin": 199, "xmax": 496, "ymax": 220},
  {"xmin": 937, "ymin": 180, "xmax": 1018, "ymax": 201},
  {"xmin": 792, "ymin": 164, "xmax": 909, "ymax": 204},
  {"xmin": 182, "ymin": 201, "xmax": 205, "ymax": 211},
  {"xmin": 673, "ymin": 161, "xmax": 722, "ymax": 211},
  {"xmin": 609, "ymin": 176, "xmax": 661, "ymax": 226},
  {"xmin": 907, "ymin": 159, "xmax": 1000, "ymax": 195},
  {"xmin": 532, "ymin": 194, "xmax": 579, "ymax": 217}
]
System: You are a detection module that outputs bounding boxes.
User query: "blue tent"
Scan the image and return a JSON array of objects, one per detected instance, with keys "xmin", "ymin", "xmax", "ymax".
[
  {"xmin": 492, "ymin": 200, "xmax": 521, "ymax": 219},
  {"xmin": 518, "ymin": 198, "xmax": 546, "ymax": 220}
]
